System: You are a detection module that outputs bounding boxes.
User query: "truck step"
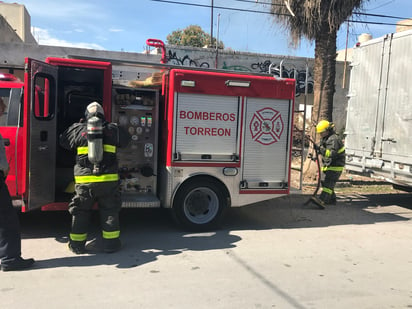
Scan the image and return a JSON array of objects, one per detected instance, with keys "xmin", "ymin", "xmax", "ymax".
[{"xmin": 121, "ymin": 193, "xmax": 161, "ymax": 208}]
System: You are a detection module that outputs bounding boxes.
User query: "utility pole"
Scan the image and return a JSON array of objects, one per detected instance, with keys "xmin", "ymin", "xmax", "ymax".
[
  {"xmin": 210, "ymin": 0, "xmax": 214, "ymax": 47},
  {"xmin": 215, "ymin": 13, "xmax": 220, "ymax": 68}
]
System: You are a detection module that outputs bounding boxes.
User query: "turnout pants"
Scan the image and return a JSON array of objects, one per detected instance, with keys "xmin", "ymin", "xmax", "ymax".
[
  {"xmin": 69, "ymin": 181, "xmax": 121, "ymax": 247},
  {"xmin": 0, "ymin": 174, "xmax": 21, "ymax": 263},
  {"xmin": 319, "ymin": 170, "xmax": 342, "ymax": 204}
]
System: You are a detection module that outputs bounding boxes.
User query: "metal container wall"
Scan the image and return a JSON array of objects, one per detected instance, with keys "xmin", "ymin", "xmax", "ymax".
[{"xmin": 345, "ymin": 29, "xmax": 412, "ymax": 187}]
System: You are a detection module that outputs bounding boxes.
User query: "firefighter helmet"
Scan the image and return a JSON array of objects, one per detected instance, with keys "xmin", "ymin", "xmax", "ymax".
[
  {"xmin": 316, "ymin": 120, "xmax": 331, "ymax": 134},
  {"xmin": 85, "ymin": 102, "xmax": 104, "ymax": 119}
]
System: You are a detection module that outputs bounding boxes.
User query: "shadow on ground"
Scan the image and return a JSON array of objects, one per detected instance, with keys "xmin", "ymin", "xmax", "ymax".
[
  {"xmin": 222, "ymin": 192, "xmax": 412, "ymax": 231},
  {"xmin": 17, "ymin": 192, "xmax": 411, "ymax": 270}
]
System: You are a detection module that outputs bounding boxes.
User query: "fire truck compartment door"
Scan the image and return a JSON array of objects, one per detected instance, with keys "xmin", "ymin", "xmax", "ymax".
[
  {"xmin": 242, "ymin": 97, "xmax": 291, "ymax": 189},
  {"xmin": 174, "ymin": 93, "xmax": 240, "ymax": 161},
  {"xmin": 27, "ymin": 59, "xmax": 58, "ymax": 210}
]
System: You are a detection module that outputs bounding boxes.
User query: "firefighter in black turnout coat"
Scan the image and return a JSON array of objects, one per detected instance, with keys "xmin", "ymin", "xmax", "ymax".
[
  {"xmin": 0, "ymin": 98, "xmax": 34, "ymax": 271},
  {"xmin": 60, "ymin": 102, "xmax": 129, "ymax": 254},
  {"xmin": 311, "ymin": 120, "xmax": 345, "ymax": 209}
]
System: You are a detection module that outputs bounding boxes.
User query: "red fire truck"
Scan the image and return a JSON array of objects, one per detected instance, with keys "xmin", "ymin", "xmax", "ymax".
[{"xmin": 0, "ymin": 42, "xmax": 295, "ymax": 231}]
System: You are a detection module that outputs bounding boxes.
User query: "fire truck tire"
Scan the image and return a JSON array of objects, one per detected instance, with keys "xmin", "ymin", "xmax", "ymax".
[{"xmin": 172, "ymin": 177, "xmax": 229, "ymax": 231}]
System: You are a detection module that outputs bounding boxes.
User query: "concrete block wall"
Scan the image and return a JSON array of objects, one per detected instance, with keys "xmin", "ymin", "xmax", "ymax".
[
  {"xmin": 165, "ymin": 45, "xmax": 349, "ymax": 133},
  {"xmin": 0, "ymin": 42, "xmax": 350, "ymax": 133}
]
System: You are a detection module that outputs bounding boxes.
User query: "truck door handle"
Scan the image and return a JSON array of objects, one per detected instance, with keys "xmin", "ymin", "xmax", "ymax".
[
  {"xmin": 40, "ymin": 131, "xmax": 48, "ymax": 142},
  {"xmin": 38, "ymin": 145, "xmax": 49, "ymax": 151}
]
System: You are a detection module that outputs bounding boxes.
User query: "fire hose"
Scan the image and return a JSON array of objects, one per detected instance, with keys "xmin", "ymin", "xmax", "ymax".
[
  {"xmin": 294, "ymin": 127, "xmax": 322, "ymax": 206},
  {"xmin": 305, "ymin": 135, "xmax": 321, "ymax": 198}
]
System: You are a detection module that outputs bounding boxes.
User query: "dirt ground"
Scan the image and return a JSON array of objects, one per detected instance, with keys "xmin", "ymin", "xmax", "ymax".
[{"xmin": 290, "ymin": 161, "xmax": 405, "ymax": 196}]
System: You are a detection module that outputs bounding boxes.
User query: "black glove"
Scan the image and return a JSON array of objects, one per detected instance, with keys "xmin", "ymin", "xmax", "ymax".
[
  {"xmin": 313, "ymin": 144, "xmax": 320, "ymax": 152},
  {"xmin": 308, "ymin": 153, "xmax": 317, "ymax": 162},
  {"xmin": 319, "ymin": 146, "xmax": 326, "ymax": 156}
]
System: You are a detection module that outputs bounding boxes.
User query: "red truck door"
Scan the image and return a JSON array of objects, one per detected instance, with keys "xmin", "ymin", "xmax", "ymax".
[
  {"xmin": 25, "ymin": 58, "xmax": 58, "ymax": 210},
  {"xmin": 0, "ymin": 74, "xmax": 24, "ymax": 200}
]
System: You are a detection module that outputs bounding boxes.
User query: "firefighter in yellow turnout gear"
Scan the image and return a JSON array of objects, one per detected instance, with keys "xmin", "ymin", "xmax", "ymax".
[
  {"xmin": 60, "ymin": 102, "xmax": 129, "ymax": 254},
  {"xmin": 311, "ymin": 120, "xmax": 345, "ymax": 209}
]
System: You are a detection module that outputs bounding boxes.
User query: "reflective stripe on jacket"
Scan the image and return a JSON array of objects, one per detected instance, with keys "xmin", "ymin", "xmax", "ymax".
[
  {"xmin": 77, "ymin": 144, "xmax": 117, "ymax": 155},
  {"xmin": 319, "ymin": 131, "xmax": 345, "ymax": 169},
  {"xmin": 59, "ymin": 121, "xmax": 122, "ymax": 181},
  {"xmin": 75, "ymin": 174, "xmax": 119, "ymax": 183}
]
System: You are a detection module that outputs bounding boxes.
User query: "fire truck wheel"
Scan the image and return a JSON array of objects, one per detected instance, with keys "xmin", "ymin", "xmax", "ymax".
[{"xmin": 172, "ymin": 178, "xmax": 229, "ymax": 231}]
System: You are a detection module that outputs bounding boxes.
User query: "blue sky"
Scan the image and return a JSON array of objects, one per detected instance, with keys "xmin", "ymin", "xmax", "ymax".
[{"xmin": 4, "ymin": 0, "xmax": 412, "ymax": 58}]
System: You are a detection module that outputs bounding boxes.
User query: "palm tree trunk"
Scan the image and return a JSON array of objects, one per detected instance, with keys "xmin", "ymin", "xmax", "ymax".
[
  {"xmin": 312, "ymin": 24, "xmax": 337, "ymax": 123},
  {"xmin": 303, "ymin": 23, "xmax": 337, "ymax": 183}
]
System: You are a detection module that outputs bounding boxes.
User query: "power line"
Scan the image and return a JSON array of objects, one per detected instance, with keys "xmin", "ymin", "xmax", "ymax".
[
  {"xmin": 354, "ymin": 12, "xmax": 411, "ymax": 20},
  {"xmin": 150, "ymin": 0, "xmax": 289, "ymax": 15},
  {"xmin": 348, "ymin": 19, "xmax": 412, "ymax": 27},
  {"xmin": 151, "ymin": 0, "xmax": 412, "ymax": 27},
  {"xmin": 231, "ymin": 0, "xmax": 284, "ymax": 6},
  {"xmin": 230, "ymin": 0, "xmax": 411, "ymax": 17}
]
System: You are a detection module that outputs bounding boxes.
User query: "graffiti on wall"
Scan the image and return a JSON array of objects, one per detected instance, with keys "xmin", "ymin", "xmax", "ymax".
[
  {"xmin": 167, "ymin": 50, "xmax": 210, "ymax": 68},
  {"xmin": 250, "ymin": 61, "xmax": 314, "ymax": 94},
  {"xmin": 251, "ymin": 60, "xmax": 273, "ymax": 73},
  {"xmin": 221, "ymin": 62, "xmax": 252, "ymax": 72},
  {"xmin": 167, "ymin": 49, "xmax": 313, "ymax": 94}
]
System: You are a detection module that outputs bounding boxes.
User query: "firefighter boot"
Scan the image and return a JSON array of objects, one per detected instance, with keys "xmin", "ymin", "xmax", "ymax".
[
  {"xmin": 310, "ymin": 196, "xmax": 326, "ymax": 209},
  {"xmin": 328, "ymin": 192, "xmax": 337, "ymax": 205},
  {"xmin": 103, "ymin": 238, "xmax": 121, "ymax": 253},
  {"xmin": 1, "ymin": 257, "xmax": 35, "ymax": 272},
  {"xmin": 319, "ymin": 190, "xmax": 332, "ymax": 204},
  {"xmin": 68, "ymin": 240, "xmax": 86, "ymax": 254}
]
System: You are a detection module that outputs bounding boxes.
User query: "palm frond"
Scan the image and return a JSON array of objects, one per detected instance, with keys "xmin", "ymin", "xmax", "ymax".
[{"xmin": 271, "ymin": 0, "xmax": 367, "ymax": 46}]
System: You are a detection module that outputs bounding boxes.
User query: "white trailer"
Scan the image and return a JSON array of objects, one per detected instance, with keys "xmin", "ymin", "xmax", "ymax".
[{"xmin": 345, "ymin": 29, "xmax": 412, "ymax": 191}]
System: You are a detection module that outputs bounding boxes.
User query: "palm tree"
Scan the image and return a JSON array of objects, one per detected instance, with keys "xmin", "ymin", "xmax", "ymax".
[
  {"xmin": 270, "ymin": 0, "xmax": 367, "ymax": 180},
  {"xmin": 270, "ymin": 0, "xmax": 365, "ymax": 123}
]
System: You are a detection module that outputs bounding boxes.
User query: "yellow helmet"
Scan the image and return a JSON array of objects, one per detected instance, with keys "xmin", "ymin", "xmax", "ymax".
[{"xmin": 316, "ymin": 120, "xmax": 330, "ymax": 133}]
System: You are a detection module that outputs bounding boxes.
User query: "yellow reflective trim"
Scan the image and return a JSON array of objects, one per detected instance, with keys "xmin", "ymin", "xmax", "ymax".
[
  {"xmin": 77, "ymin": 144, "xmax": 116, "ymax": 155},
  {"xmin": 325, "ymin": 149, "xmax": 331, "ymax": 157},
  {"xmin": 102, "ymin": 230, "xmax": 120, "ymax": 239},
  {"xmin": 338, "ymin": 146, "xmax": 345, "ymax": 154},
  {"xmin": 322, "ymin": 166, "xmax": 344, "ymax": 172},
  {"xmin": 103, "ymin": 144, "xmax": 116, "ymax": 153},
  {"xmin": 77, "ymin": 146, "xmax": 88, "ymax": 155},
  {"xmin": 322, "ymin": 187, "xmax": 333, "ymax": 195},
  {"xmin": 75, "ymin": 174, "xmax": 119, "ymax": 183},
  {"xmin": 70, "ymin": 233, "xmax": 87, "ymax": 242}
]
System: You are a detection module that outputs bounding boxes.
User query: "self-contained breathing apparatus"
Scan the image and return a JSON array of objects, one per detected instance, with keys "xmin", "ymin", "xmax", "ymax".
[
  {"xmin": 85, "ymin": 102, "xmax": 105, "ymax": 175},
  {"xmin": 87, "ymin": 116, "xmax": 103, "ymax": 175}
]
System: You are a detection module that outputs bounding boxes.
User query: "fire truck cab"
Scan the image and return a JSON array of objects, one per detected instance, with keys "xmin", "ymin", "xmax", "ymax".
[{"xmin": 0, "ymin": 54, "xmax": 295, "ymax": 231}]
